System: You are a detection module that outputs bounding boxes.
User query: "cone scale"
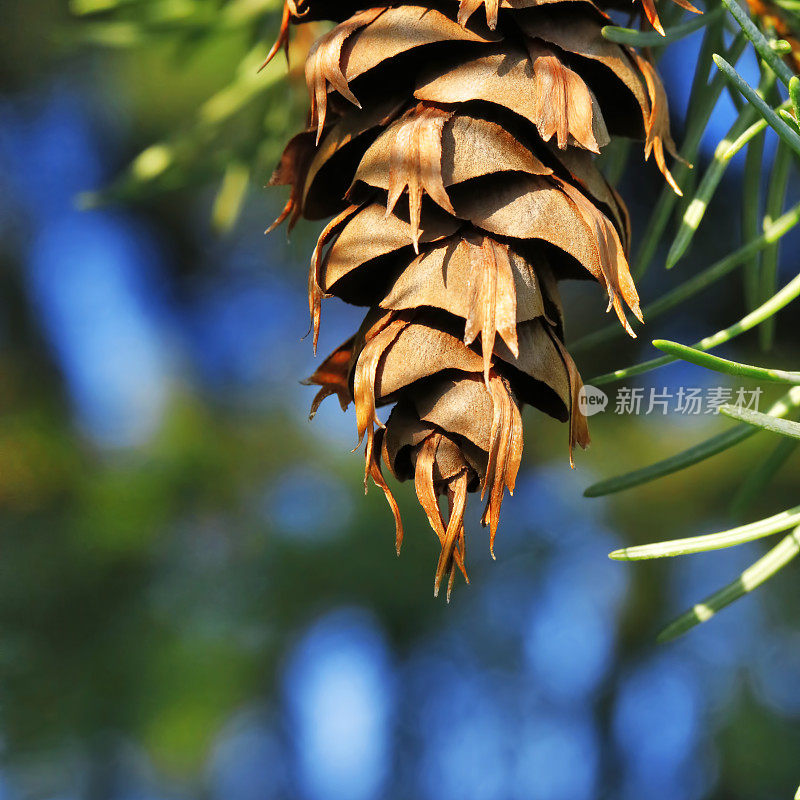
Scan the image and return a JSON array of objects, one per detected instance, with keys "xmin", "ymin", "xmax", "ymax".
[{"xmin": 269, "ymin": 0, "xmax": 690, "ymax": 598}]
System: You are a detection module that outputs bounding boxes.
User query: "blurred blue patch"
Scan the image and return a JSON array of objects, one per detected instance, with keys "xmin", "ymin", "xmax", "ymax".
[
  {"xmin": 264, "ymin": 467, "xmax": 354, "ymax": 543},
  {"xmin": 751, "ymin": 629, "xmax": 800, "ymax": 718},
  {"xmin": 403, "ymin": 641, "xmax": 602, "ymax": 800},
  {"xmin": 669, "ymin": 541, "xmax": 763, "ymax": 679},
  {"xmin": 181, "ymin": 233, "xmax": 361, "ymax": 448},
  {"xmin": 1, "ymin": 90, "xmax": 172, "ymax": 448},
  {"xmin": 511, "ymin": 714, "xmax": 600, "ymax": 800},
  {"xmin": 506, "ymin": 466, "xmax": 610, "ymax": 546},
  {"xmin": 613, "ymin": 653, "xmax": 704, "ymax": 797},
  {"xmin": 408, "ymin": 654, "xmax": 514, "ymax": 800},
  {"xmin": 283, "ymin": 608, "xmax": 394, "ymax": 800},
  {"xmin": 26, "ymin": 211, "xmax": 172, "ymax": 447},
  {"xmin": 184, "ymin": 273, "xmax": 304, "ymax": 392},
  {"xmin": 108, "ymin": 737, "xmax": 181, "ymax": 800},
  {"xmin": 523, "ymin": 554, "xmax": 622, "ymax": 703},
  {"xmin": 0, "ymin": 89, "xmax": 104, "ymax": 216},
  {"xmin": 208, "ymin": 709, "xmax": 286, "ymax": 800},
  {"xmin": 470, "ymin": 566, "xmax": 541, "ymax": 646}
]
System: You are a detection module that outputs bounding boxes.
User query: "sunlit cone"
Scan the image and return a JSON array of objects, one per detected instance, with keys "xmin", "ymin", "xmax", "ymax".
[{"xmin": 270, "ymin": 0, "xmax": 688, "ymax": 598}]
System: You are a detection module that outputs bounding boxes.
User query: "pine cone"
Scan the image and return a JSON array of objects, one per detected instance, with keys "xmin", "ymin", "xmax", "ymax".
[{"xmin": 269, "ymin": 0, "xmax": 688, "ymax": 598}]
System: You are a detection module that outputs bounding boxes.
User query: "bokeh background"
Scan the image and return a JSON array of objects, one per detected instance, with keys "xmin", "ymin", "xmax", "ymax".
[{"xmin": 1, "ymin": 1, "xmax": 800, "ymax": 798}]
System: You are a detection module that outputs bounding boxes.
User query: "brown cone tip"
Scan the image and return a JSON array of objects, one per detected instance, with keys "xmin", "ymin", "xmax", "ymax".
[{"xmin": 269, "ymin": 0, "xmax": 687, "ymax": 596}]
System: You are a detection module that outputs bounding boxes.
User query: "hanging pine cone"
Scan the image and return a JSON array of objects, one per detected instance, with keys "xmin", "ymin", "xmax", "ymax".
[{"xmin": 268, "ymin": 0, "xmax": 691, "ymax": 599}]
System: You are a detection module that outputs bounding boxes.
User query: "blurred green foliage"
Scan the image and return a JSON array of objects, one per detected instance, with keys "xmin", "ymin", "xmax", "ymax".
[{"xmin": 70, "ymin": 0, "xmax": 308, "ymax": 232}]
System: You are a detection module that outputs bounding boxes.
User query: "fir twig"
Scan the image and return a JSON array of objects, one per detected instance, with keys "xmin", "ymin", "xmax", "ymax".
[
  {"xmin": 590, "ymin": 269, "xmax": 800, "ymax": 385},
  {"xmin": 609, "ymin": 503, "xmax": 800, "ymax": 559},
  {"xmin": 571, "ymin": 201, "xmax": 800, "ymax": 353},
  {"xmin": 758, "ymin": 141, "xmax": 794, "ymax": 349},
  {"xmin": 720, "ymin": 405, "xmax": 800, "ymax": 440},
  {"xmin": 651, "ymin": 340, "xmax": 800, "ymax": 382},
  {"xmin": 731, "ymin": 438, "xmax": 798, "ymax": 514},
  {"xmin": 657, "ymin": 527, "xmax": 800, "ymax": 641},
  {"xmin": 601, "ymin": 7, "xmax": 723, "ymax": 47},
  {"xmin": 584, "ymin": 387, "xmax": 800, "ymax": 497}
]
